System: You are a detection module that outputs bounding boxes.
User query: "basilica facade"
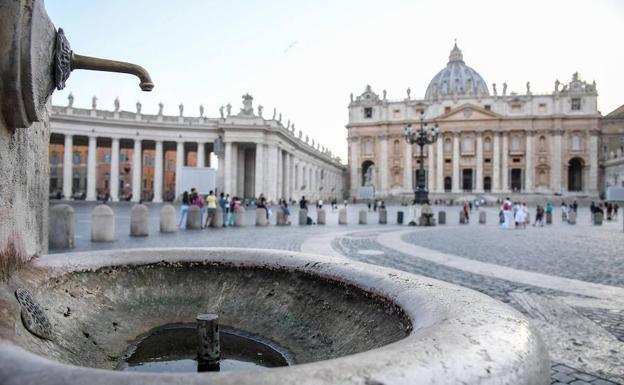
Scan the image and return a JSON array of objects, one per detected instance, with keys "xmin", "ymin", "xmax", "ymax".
[{"xmin": 346, "ymin": 43, "xmax": 602, "ymax": 201}]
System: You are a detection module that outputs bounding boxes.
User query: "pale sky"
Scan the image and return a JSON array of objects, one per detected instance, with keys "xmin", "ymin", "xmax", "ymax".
[{"xmin": 48, "ymin": 0, "xmax": 624, "ymax": 162}]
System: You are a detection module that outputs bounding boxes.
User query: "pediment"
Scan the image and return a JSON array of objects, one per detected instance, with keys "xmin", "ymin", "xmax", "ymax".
[{"xmin": 436, "ymin": 103, "xmax": 502, "ymax": 121}]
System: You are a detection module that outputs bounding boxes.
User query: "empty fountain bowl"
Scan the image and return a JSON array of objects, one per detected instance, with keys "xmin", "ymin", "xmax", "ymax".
[{"xmin": 0, "ymin": 248, "xmax": 549, "ymax": 385}]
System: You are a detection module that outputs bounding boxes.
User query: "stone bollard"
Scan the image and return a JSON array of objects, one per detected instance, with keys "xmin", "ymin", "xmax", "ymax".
[
  {"xmin": 49, "ymin": 204, "xmax": 74, "ymax": 249},
  {"xmin": 438, "ymin": 211, "xmax": 446, "ymax": 225},
  {"xmin": 459, "ymin": 211, "xmax": 467, "ymax": 224},
  {"xmin": 546, "ymin": 212, "xmax": 552, "ymax": 225},
  {"xmin": 234, "ymin": 207, "xmax": 245, "ymax": 226},
  {"xmin": 567, "ymin": 211, "xmax": 577, "ymax": 225},
  {"xmin": 339, "ymin": 208, "xmax": 347, "ymax": 225},
  {"xmin": 186, "ymin": 205, "xmax": 202, "ymax": 229},
  {"xmin": 159, "ymin": 204, "xmax": 177, "ymax": 233},
  {"xmin": 379, "ymin": 208, "xmax": 387, "ymax": 224},
  {"xmin": 130, "ymin": 204, "xmax": 149, "ymax": 236},
  {"xmin": 359, "ymin": 210, "xmax": 367, "ymax": 225},
  {"xmin": 276, "ymin": 210, "xmax": 290, "ymax": 226},
  {"xmin": 299, "ymin": 209, "xmax": 308, "ymax": 225},
  {"xmin": 317, "ymin": 209, "xmax": 326, "ymax": 225},
  {"xmin": 256, "ymin": 208, "xmax": 268, "ymax": 226},
  {"xmin": 91, "ymin": 204, "xmax": 115, "ymax": 242},
  {"xmin": 479, "ymin": 211, "xmax": 486, "ymax": 224},
  {"xmin": 593, "ymin": 212, "xmax": 603, "ymax": 225},
  {"xmin": 213, "ymin": 206, "xmax": 223, "ymax": 228}
]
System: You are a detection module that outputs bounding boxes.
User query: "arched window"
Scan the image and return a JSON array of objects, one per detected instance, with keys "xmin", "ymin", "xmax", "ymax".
[
  {"xmin": 484, "ymin": 137, "xmax": 492, "ymax": 152},
  {"xmin": 444, "ymin": 138, "xmax": 452, "ymax": 153}
]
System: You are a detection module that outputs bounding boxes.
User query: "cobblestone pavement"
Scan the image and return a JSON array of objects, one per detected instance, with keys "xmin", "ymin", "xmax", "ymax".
[{"xmin": 49, "ymin": 201, "xmax": 624, "ymax": 384}]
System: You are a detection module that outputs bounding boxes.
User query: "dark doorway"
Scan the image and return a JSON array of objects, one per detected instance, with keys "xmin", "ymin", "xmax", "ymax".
[
  {"xmin": 568, "ymin": 158, "xmax": 583, "ymax": 192},
  {"xmin": 462, "ymin": 169, "xmax": 473, "ymax": 192},
  {"xmin": 444, "ymin": 177, "xmax": 452, "ymax": 192},
  {"xmin": 511, "ymin": 169, "xmax": 522, "ymax": 191},
  {"xmin": 484, "ymin": 176, "xmax": 492, "ymax": 192},
  {"xmin": 361, "ymin": 160, "xmax": 375, "ymax": 187}
]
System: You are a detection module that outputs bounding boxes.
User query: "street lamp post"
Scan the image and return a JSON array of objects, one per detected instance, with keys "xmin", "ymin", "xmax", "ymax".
[{"xmin": 404, "ymin": 112, "xmax": 439, "ymax": 204}]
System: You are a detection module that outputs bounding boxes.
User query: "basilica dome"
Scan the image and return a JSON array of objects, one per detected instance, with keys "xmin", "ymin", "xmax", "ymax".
[{"xmin": 424, "ymin": 43, "xmax": 489, "ymax": 100}]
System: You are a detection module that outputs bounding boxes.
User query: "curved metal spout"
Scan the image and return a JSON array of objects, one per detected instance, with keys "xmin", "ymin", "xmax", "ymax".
[{"xmin": 71, "ymin": 53, "xmax": 154, "ymax": 91}]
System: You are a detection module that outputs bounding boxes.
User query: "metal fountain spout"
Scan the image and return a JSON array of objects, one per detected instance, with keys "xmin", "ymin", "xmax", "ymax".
[{"xmin": 55, "ymin": 29, "xmax": 154, "ymax": 92}]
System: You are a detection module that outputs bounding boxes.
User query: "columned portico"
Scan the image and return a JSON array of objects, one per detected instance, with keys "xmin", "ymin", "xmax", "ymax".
[
  {"xmin": 224, "ymin": 141, "xmax": 233, "ymax": 196},
  {"xmin": 255, "ymin": 143, "xmax": 264, "ymax": 197},
  {"xmin": 62, "ymin": 134, "xmax": 73, "ymax": 199},
  {"xmin": 475, "ymin": 133, "xmax": 484, "ymax": 193},
  {"xmin": 451, "ymin": 133, "xmax": 460, "ymax": 193},
  {"xmin": 132, "ymin": 139, "xmax": 142, "ymax": 202},
  {"xmin": 110, "ymin": 138, "xmax": 120, "ymax": 201},
  {"xmin": 197, "ymin": 142, "xmax": 205, "ymax": 168},
  {"xmin": 525, "ymin": 132, "xmax": 533, "ymax": 193},
  {"xmin": 435, "ymin": 137, "xmax": 444, "ymax": 193},
  {"xmin": 86, "ymin": 136, "xmax": 97, "ymax": 201},
  {"xmin": 501, "ymin": 132, "xmax": 509, "ymax": 193},
  {"xmin": 175, "ymin": 141, "xmax": 184, "ymax": 198},
  {"xmin": 492, "ymin": 133, "xmax": 501, "ymax": 192},
  {"xmin": 153, "ymin": 140, "xmax": 163, "ymax": 202}
]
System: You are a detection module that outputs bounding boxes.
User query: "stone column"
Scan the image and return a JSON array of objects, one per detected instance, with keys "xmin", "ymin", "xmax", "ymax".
[
  {"xmin": 230, "ymin": 143, "xmax": 238, "ymax": 196},
  {"xmin": 350, "ymin": 138, "xmax": 359, "ymax": 197},
  {"xmin": 551, "ymin": 130, "xmax": 562, "ymax": 193},
  {"xmin": 404, "ymin": 142, "xmax": 413, "ymax": 192},
  {"xmin": 451, "ymin": 133, "xmax": 460, "ymax": 193},
  {"xmin": 255, "ymin": 143, "xmax": 264, "ymax": 197},
  {"xmin": 525, "ymin": 132, "xmax": 533, "ymax": 193},
  {"xmin": 492, "ymin": 133, "xmax": 501, "ymax": 192},
  {"xmin": 175, "ymin": 141, "xmax": 184, "ymax": 198},
  {"xmin": 224, "ymin": 141, "xmax": 233, "ymax": 195},
  {"xmin": 284, "ymin": 152, "xmax": 291, "ymax": 200},
  {"xmin": 62, "ymin": 134, "xmax": 73, "ymax": 199},
  {"xmin": 428, "ymin": 141, "xmax": 435, "ymax": 192},
  {"xmin": 501, "ymin": 132, "xmax": 509, "ymax": 193},
  {"xmin": 86, "ymin": 136, "xmax": 97, "ymax": 201},
  {"xmin": 153, "ymin": 140, "xmax": 163, "ymax": 202},
  {"xmin": 589, "ymin": 131, "xmax": 599, "ymax": 194},
  {"xmin": 290, "ymin": 154, "xmax": 296, "ymax": 200},
  {"xmin": 276, "ymin": 148, "xmax": 283, "ymax": 199},
  {"xmin": 197, "ymin": 142, "xmax": 205, "ymax": 167},
  {"xmin": 475, "ymin": 132, "xmax": 484, "ymax": 193},
  {"xmin": 236, "ymin": 145, "xmax": 245, "ymax": 197},
  {"xmin": 379, "ymin": 135, "xmax": 388, "ymax": 195},
  {"xmin": 436, "ymin": 137, "xmax": 444, "ymax": 193},
  {"xmin": 132, "ymin": 139, "xmax": 142, "ymax": 202},
  {"xmin": 110, "ymin": 138, "xmax": 120, "ymax": 201}
]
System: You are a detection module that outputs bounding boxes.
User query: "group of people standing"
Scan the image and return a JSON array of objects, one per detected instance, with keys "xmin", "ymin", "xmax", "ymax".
[
  {"xmin": 177, "ymin": 188, "xmax": 243, "ymax": 228},
  {"xmin": 499, "ymin": 198, "xmax": 553, "ymax": 229}
]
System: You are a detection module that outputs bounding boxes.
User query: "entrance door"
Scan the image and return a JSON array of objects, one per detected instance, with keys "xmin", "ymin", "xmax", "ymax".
[
  {"xmin": 568, "ymin": 158, "xmax": 583, "ymax": 192},
  {"xmin": 484, "ymin": 176, "xmax": 492, "ymax": 192},
  {"xmin": 511, "ymin": 169, "xmax": 522, "ymax": 191},
  {"xmin": 462, "ymin": 169, "xmax": 473, "ymax": 192}
]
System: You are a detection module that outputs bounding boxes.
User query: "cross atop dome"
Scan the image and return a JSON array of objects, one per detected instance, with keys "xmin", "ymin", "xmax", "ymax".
[{"xmin": 449, "ymin": 39, "xmax": 464, "ymax": 63}]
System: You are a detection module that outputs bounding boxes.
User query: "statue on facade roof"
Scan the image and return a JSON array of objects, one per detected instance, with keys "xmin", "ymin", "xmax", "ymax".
[
  {"xmin": 199, "ymin": 104, "xmax": 204, "ymax": 117},
  {"xmin": 136, "ymin": 101, "xmax": 142, "ymax": 114},
  {"xmin": 305, "ymin": 135, "xmax": 309, "ymax": 143},
  {"xmin": 492, "ymin": 83, "xmax": 497, "ymax": 96},
  {"xmin": 158, "ymin": 102, "xmax": 163, "ymax": 115},
  {"xmin": 502, "ymin": 82, "xmax": 507, "ymax": 96},
  {"xmin": 114, "ymin": 97, "xmax": 120, "ymax": 112},
  {"xmin": 67, "ymin": 92, "xmax": 74, "ymax": 108},
  {"xmin": 572, "ymin": 72, "xmax": 579, "ymax": 81},
  {"xmin": 555, "ymin": 79, "xmax": 560, "ymax": 93},
  {"xmin": 258, "ymin": 105, "xmax": 263, "ymax": 117},
  {"xmin": 350, "ymin": 93, "xmax": 353, "ymax": 103},
  {"xmin": 526, "ymin": 81, "xmax": 531, "ymax": 94},
  {"xmin": 383, "ymin": 89, "xmax": 387, "ymax": 100},
  {"xmin": 298, "ymin": 130, "xmax": 302, "ymax": 139},
  {"xmin": 291, "ymin": 123, "xmax": 295, "ymax": 132},
  {"xmin": 91, "ymin": 95, "xmax": 97, "ymax": 109},
  {"xmin": 287, "ymin": 120, "xmax": 290, "ymax": 129},
  {"xmin": 241, "ymin": 94, "xmax": 253, "ymax": 115},
  {"xmin": 272, "ymin": 107, "xmax": 276, "ymax": 120},
  {"xmin": 219, "ymin": 105, "xmax": 224, "ymax": 118},
  {"xmin": 278, "ymin": 113, "xmax": 282, "ymax": 122},
  {"xmin": 226, "ymin": 103, "xmax": 232, "ymax": 116},
  {"xmin": 179, "ymin": 103, "xmax": 184, "ymax": 117},
  {"xmin": 406, "ymin": 88, "xmax": 411, "ymax": 99}
]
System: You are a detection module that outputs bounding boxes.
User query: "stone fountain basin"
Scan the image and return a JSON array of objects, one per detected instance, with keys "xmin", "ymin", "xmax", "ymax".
[{"xmin": 0, "ymin": 248, "xmax": 549, "ymax": 385}]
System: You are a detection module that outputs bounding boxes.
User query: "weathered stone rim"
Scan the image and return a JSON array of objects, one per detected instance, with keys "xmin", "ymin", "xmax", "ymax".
[{"xmin": 0, "ymin": 247, "xmax": 550, "ymax": 385}]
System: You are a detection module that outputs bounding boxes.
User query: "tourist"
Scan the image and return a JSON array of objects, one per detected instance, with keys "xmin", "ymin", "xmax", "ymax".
[
  {"xmin": 614, "ymin": 204, "xmax": 619, "ymax": 220},
  {"xmin": 280, "ymin": 199, "xmax": 291, "ymax": 224},
  {"xmin": 225, "ymin": 194, "xmax": 231, "ymax": 223},
  {"xmin": 561, "ymin": 202, "xmax": 568, "ymax": 222},
  {"xmin": 204, "ymin": 190, "xmax": 217, "ymax": 228},
  {"xmin": 572, "ymin": 200, "xmax": 578, "ymax": 213},
  {"xmin": 229, "ymin": 197, "xmax": 240, "ymax": 226},
  {"xmin": 514, "ymin": 202, "xmax": 527, "ymax": 229},
  {"xmin": 318, "ymin": 199, "xmax": 324, "ymax": 210},
  {"xmin": 178, "ymin": 191, "xmax": 190, "ymax": 228},
  {"xmin": 546, "ymin": 202, "xmax": 553, "ymax": 219},
  {"xmin": 380, "ymin": 200, "xmax": 386, "ymax": 210},
  {"xmin": 463, "ymin": 201, "xmax": 470, "ymax": 223},
  {"xmin": 367, "ymin": 200, "xmax": 372, "ymax": 212},
  {"xmin": 219, "ymin": 192, "xmax": 228, "ymax": 227},
  {"xmin": 190, "ymin": 188, "xmax": 205, "ymax": 226},
  {"xmin": 257, "ymin": 194, "xmax": 269, "ymax": 220},
  {"xmin": 533, "ymin": 204, "xmax": 544, "ymax": 227},
  {"xmin": 299, "ymin": 196, "xmax": 308, "ymax": 210},
  {"xmin": 606, "ymin": 203, "xmax": 613, "ymax": 221},
  {"xmin": 501, "ymin": 197, "xmax": 513, "ymax": 229}
]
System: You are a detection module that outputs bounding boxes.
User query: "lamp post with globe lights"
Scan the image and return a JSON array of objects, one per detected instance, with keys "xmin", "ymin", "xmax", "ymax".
[{"xmin": 404, "ymin": 112, "xmax": 439, "ymax": 204}]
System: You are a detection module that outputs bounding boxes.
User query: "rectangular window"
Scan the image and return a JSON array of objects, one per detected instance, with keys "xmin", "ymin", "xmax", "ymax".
[
  {"xmin": 484, "ymin": 105, "xmax": 491, "ymax": 111},
  {"xmin": 484, "ymin": 158, "xmax": 491, "ymax": 163},
  {"xmin": 364, "ymin": 107, "xmax": 373, "ymax": 118},
  {"xmin": 512, "ymin": 158, "xmax": 521, "ymax": 163},
  {"xmin": 445, "ymin": 159, "xmax": 451, "ymax": 164},
  {"xmin": 571, "ymin": 98, "xmax": 581, "ymax": 111},
  {"xmin": 393, "ymin": 109, "xmax": 401, "ymax": 118},
  {"xmin": 511, "ymin": 104, "xmax": 522, "ymax": 113},
  {"xmin": 444, "ymin": 106, "xmax": 451, "ymax": 113},
  {"xmin": 538, "ymin": 103, "xmax": 547, "ymax": 113}
]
